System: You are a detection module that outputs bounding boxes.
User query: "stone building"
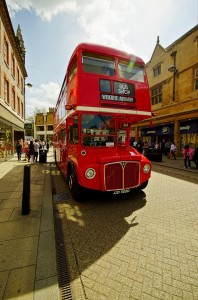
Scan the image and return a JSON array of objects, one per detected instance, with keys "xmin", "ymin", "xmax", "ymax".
[
  {"xmin": 34, "ymin": 108, "xmax": 54, "ymax": 143},
  {"xmin": 0, "ymin": 0, "xmax": 28, "ymax": 160},
  {"xmin": 134, "ymin": 24, "xmax": 198, "ymax": 151}
]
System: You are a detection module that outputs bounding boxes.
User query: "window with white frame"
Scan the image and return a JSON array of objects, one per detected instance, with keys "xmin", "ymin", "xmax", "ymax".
[
  {"xmin": 17, "ymin": 96, "xmax": 20, "ymax": 114},
  {"xmin": 151, "ymin": 85, "xmax": 162, "ymax": 105},
  {"xmin": 21, "ymin": 102, "xmax": 24, "ymax": 118},
  {"xmin": 12, "ymin": 88, "xmax": 15, "ymax": 109},
  {"xmin": 4, "ymin": 39, "xmax": 9, "ymax": 66},
  {"xmin": 4, "ymin": 78, "xmax": 9, "ymax": 103},
  {"xmin": 11, "ymin": 55, "xmax": 15, "ymax": 77}
]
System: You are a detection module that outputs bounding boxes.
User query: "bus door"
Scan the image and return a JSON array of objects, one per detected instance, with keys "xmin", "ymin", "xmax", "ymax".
[{"xmin": 117, "ymin": 119, "xmax": 131, "ymax": 146}]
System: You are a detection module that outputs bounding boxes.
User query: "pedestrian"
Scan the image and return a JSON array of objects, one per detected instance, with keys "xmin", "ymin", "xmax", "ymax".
[
  {"xmin": 130, "ymin": 137, "xmax": 134, "ymax": 146},
  {"xmin": 33, "ymin": 139, "xmax": 40, "ymax": 162},
  {"xmin": 28, "ymin": 140, "xmax": 35, "ymax": 165},
  {"xmin": 136, "ymin": 138, "xmax": 143, "ymax": 154},
  {"xmin": 192, "ymin": 147, "xmax": 198, "ymax": 168},
  {"xmin": 142, "ymin": 141, "xmax": 149, "ymax": 157},
  {"xmin": 170, "ymin": 142, "xmax": 177, "ymax": 160},
  {"xmin": 133, "ymin": 140, "xmax": 137, "ymax": 148},
  {"xmin": 182, "ymin": 144, "xmax": 194, "ymax": 168},
  {"xmin": 164, "ymin": 140, "xmax": 171, "ymax": 156},
  {"xmin": 46, "ymin": 141, "xmax": 49, "ymax": 152},
  {"xmin": 16, "ymin": 140, "xmax": 22, "ymax": 161}
]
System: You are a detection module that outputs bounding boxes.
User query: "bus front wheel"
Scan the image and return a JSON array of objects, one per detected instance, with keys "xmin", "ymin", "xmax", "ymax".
[
  {"xmin": 139, "ymin": 180, "xmax": 148, "ymax": 190},
  {"xmin": 68, "ymin": 170, "xmax": 82, "ymax": 201}
]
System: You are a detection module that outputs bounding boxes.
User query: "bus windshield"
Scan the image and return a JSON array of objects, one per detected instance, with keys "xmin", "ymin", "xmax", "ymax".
[
  {"xmin": 81, "ymin": 114, "xmax": 115, "ymax": 147},
  {"xmin": 118, "ymin": 59, "xmax": 145, "ymax": 82},
  {"xmin": 82, "ymin": 52, "xmax": 115, "ymax": 76}
]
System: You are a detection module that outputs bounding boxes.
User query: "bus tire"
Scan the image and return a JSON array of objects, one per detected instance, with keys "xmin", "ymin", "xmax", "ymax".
[
  {"xmin": 139, "ymin": 180, "xmax": 148, "ymax": 190},
  {"xmin": 68, "ymin": 170, "xmax": 82, "ymax": 201}
]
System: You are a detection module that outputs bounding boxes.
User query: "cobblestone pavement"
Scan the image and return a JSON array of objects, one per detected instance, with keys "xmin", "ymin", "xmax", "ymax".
[{"xmin": 53, "ymin": 167, "xmax": 198, "ymax": 300}]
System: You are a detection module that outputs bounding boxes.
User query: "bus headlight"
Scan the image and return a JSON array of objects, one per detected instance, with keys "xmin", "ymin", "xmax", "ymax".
[
  {"xmin": 85, "ymin": 168, "xmax": 96, "ymax": 179},
  {"xmin": 143, "ymin": 164, "xmax": 150, "ymax": 174}
]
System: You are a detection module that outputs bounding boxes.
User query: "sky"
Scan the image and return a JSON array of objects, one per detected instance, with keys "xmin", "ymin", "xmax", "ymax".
[{"xmin": 6, "ymin": 0, "xmax": 198, "ymax": 117}]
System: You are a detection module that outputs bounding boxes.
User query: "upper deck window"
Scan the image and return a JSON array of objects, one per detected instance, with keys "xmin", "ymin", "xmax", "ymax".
[
  {"xmin": 82, "ymin": 52, "xmax": 115, "ymax": 76},
  {"xmin": 118, "ymin": 60, "xmax": 144, "ymax": 82},
  {"xmin": 68, "ymin": 59, "xmax": 77, "ymax": 82}
]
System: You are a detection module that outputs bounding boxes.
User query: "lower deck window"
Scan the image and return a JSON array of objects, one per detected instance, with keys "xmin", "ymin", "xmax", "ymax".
[{"xmin": 81, "ymin": 114, "xmax": 115, "ymax": 147}]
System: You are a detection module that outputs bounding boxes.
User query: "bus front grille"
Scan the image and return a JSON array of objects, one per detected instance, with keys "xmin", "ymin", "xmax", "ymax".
[{"xmin": 104, "ymin": 161, "xmax": 140, "ymax": 191}]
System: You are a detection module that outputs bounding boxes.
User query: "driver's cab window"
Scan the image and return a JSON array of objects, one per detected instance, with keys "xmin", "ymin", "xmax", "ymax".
[
  {"xmin": 69, "ymin": 115, "xmax": 79, "ymax": 144},
  {"xmin": 117, "ymin": 130, "xmax": 127, "ymax": 145}
]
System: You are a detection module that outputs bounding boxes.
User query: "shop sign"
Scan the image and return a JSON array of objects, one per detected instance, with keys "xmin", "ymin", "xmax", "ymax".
[
  {"xmin": 142, "ymin": 124, "xmax": 173, "ymax": 136},
  {"xmin": 180, "ymin": 120, "xmax": 198, "ymax": 133},
  {"xmin": 24, "ymin": 123, "xmax": 32, "ymax": 130}
]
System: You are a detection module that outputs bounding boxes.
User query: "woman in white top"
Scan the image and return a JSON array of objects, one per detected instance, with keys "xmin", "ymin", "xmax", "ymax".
[{"xmin": 170, "ymin": 142, "xmax": 177, "ymax": 160}]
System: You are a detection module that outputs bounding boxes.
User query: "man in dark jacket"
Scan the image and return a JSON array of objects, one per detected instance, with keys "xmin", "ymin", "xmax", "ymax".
[{"xmin": 16, "ymin": 140, "xmax": 22, "ymax": 161}]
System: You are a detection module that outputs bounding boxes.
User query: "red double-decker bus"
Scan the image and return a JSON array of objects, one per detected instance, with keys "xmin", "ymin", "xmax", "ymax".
[{"xmin": 53, "ymin": 43, "xmax": 152, "ymax": 200}]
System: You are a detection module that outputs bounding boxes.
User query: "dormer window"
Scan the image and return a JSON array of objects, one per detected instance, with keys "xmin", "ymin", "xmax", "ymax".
[{"xmin": 153, "ymin": 64, "xmax": 161, "ymax": 77}]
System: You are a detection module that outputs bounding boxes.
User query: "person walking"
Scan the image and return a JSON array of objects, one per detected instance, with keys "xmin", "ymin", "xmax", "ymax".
[
  {"xmin": 33, "ymin": 140, "xmax": 40, "ymax": 162},
  {"xmin": 192, "ymin": 147, "xmax": 198, "ymax": 168},
  {"xmin": 182, "ymin": 144, "xmax": 194, "ymax": 168},
  {"xmin": 164, "ymin": 140, "xmax": 171, "ymax": 157},
  {"xmin": 29, "ymin": 140, "xmax": 35, "ymax": 165},
  {"xmin": 170, "ymin": 142, "xmax": 177, "ymax": 160},
  {"xmin": 16, "ymin": 140, "xmax": 22, "ymax": 161},
  {"xmin": 46, "ymin": 141, "xmax": 50, "ymax": 152}
]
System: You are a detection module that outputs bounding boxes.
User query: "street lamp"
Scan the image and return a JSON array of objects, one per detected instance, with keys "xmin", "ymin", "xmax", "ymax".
[
  {"xmin": 168, "ymin": 51, "xmax": 178, "ymax": 102},
  {"xmin": 25, "ymin": 83, "xmax": 33, "ymax": 88},
  {"xmin": 24, "ymin": 82, "xmax": 32, "ymax": 120}
]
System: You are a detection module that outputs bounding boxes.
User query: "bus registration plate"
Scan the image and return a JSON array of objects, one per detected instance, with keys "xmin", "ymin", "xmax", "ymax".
[{"xmin": 113, "ymin": 189, "xmax": 130, "ymax": 195}]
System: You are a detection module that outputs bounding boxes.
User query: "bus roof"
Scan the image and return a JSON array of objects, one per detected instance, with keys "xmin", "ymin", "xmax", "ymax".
[{"xmin": 69, "ymin": 43, "xmax": 145, "ymax": 66}]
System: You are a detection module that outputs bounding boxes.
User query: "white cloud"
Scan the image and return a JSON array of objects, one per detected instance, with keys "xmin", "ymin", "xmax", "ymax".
[
  {"xmin": 7, "ymin": 0, "xmax": 77, "ymax": 21},
  {"xmin": 25, "ymin": 82, "xmax": 59, "ymax": 116}
]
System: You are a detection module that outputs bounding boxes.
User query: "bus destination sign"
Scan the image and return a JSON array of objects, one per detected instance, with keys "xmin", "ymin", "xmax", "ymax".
[{"xmin": 101, "ymin": 94, "xmax": 135, "ymax": 103}]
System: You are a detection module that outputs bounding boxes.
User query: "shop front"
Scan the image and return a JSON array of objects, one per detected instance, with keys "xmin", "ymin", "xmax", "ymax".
[
  {"xmin": 0, "ymin": 122, "xmax": 12, "ymax": 159},
  {"xmin": 180, "ymin": 119, "xmax": 198, "ymax": 149},
  {"xmin": 141, "ymin": 123, "xmax": 174, "ymax": 146},
  {"xmin": 0, "ymin": 119, "xmax": 24, "ymax": 161},
  {"xmin": 141, "ymin": 119, "xmax": 198, "ymax": 152}
]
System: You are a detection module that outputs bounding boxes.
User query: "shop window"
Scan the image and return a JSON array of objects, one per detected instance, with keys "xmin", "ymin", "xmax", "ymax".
[
  {"xmin": 153, "ymin": 64, "xmax": 161, "ymax": 77},
  {"xmin": 194, "ymin": 68, "xmax": 198, "ymax": 90},
  {"xmin": 151, "ymin": 85, "xmax": 162, "ymax": 105}
]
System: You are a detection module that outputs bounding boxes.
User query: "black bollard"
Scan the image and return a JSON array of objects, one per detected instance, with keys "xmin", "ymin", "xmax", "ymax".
[{"xmin": 22, "ymin": 164, "xmax": 30, "ymax": 215}]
